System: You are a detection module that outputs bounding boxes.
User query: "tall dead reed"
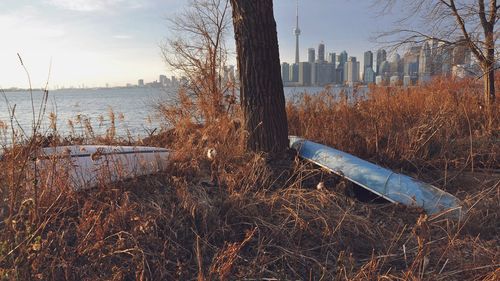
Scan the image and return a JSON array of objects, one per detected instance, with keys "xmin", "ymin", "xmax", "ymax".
[
  {"xmin": 287, "ymin": 76, "xmax": 498, "ymax": 174},
  {"xmin": 0, "ymin": 73, "xmax": 498, "ymax": 280}
]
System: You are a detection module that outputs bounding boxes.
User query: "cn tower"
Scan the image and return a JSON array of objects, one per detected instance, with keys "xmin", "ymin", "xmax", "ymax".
[{"xmin": 293, "ymin": 0, "xmax": 301, "ymax": 64}]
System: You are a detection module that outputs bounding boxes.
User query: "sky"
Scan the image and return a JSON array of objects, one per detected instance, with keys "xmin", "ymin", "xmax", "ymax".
[{"xmin": 0, "ymin": 0, "xmax": 402, "ymax": 89}]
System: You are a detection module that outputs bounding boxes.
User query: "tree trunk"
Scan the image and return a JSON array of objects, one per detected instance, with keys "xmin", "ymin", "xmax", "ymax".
[
  {"xmin": 229, "ymin": 0, "xmax": 289, "ymax": 154},
  {"xmin": 483, "ymin": 62, "xmax": 495, "ymax": 105},
  {"xmin": 483, "ymin": 25, "xmax": 496, "ymax": 105},
  {"xmin": 483, "ymin": 23, "xmax": 496, "ymax": 130}
]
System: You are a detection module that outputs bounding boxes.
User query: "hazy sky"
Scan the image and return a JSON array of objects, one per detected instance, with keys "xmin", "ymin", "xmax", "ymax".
[{"xmin": 0, "ymin": 0, "xmax": 401, "ymax": 89}]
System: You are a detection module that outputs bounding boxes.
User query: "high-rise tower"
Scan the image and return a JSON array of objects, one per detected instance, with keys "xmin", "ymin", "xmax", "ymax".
[
  {"xmin": 317, "ymin": 43, "xmax": 325, "ymax": 63},
  {"xmin": 294, "ymin": 0, "xmax": 301, "ymax": 64},
  {"xmin": 376, "ymin": 49, "xmax": 387, "ymax": 75},
  {"xmin": 308, "ymin": 48, "xmax": 315, "ymax": 63},
  {"xmin": 419, "ymin": 41, "xmax": 431, "ymax": 83},
  {"xmin": 363, "ymin": 51, "xmax": 374, "ymax": 83}
]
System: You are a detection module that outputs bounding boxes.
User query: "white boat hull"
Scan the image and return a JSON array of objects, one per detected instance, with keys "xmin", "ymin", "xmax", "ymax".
[
  {"xmin": 35, "ymin": 145, "xmax": 171, "ymax": 190},
  {"xmin": 290, "ymin": 136, "xmax": 462, "ymax": 217}
]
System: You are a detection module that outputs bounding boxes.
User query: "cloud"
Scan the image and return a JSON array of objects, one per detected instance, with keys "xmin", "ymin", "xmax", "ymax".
[
  {"xmin": 47, "ymin": 0, "xmax": 144, "ymax": 12},
  {"xmin": 0, "ymin": 6, "xmax": 66, "ymax": 40},
  {"xmin": 47, "ymin": 0, "xmax": 120, "ymax": 11},
  {"xmin": 113, "ymin": 34, "xmax": 133, "ymax": 40}
]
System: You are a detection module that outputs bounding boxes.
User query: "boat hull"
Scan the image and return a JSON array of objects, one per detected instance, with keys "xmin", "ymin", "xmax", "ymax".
[
  {"xmin": 34, "ymin": 145, "xmax": 171, "ymax": 190},
  {"xmin": 290, "ymin": 136, "xmax": 462, "ymax": 217}
]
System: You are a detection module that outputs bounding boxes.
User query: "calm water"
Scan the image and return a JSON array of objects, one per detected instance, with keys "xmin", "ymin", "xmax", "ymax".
[
  {"xmin": 0, "ymin": 86, "xmax": 362, "ymax": 145},
  {"xmin": 0, "ymin": 87, "xmax": 169, "ymax": 144}
]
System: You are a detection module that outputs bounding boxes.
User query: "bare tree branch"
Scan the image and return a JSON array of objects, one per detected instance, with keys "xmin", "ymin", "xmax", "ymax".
[{"xmin": 161, "ymin": 0, "xmax": 234, "ymax": 122}]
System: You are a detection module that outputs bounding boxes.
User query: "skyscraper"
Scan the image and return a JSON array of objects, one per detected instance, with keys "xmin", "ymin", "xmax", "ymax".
[
  {"xmin": 339, "ymin": 51, "xmax": 348, "ymax": 66},
  {"xmin": 290, "ymin": 63, "xmax": 299, "ymax": 82},
  {"xmin": 419, "ymin": 42, "xmax": 431, "ymax": 83},
  {"xmin": 379, "ymin": 61, "xmax": 390, "ymax": 77},
  {"xmin": 338, "ymin": 51, "xmax": 348, "ymax": 82},
  {"xmin": 327, "ymin": 52, "xmax": 337, "ymax": 84},
  {"xmin": 345, "ymin": 57, "xmax": 359, "ymax": 85},
  {"xmin": 363, "ymin": 51, "xmax": 374, "ymax": 83},
  {"xmin": 299, "ymin": 62, "xmax": 312, "ymax": 86},
  {"xmin": 317, "ymin": 43, "xmax": 325, "ymax": 63},
  {"xmin": 440, "ymin": 44, "xmax": 453, "ymax": 75},
  {"xmin": 390, "ymin": 53, "xmax": 402, "ymax": 76},
  {"xmin": 293, "ymin": 0, "xmax": 301, "ymax": 64},
  {"xmin": 452, "ymin": 36, "xmax": 472, "ymax": 66},
  {"xmin": 159, "ymin": 75, "xmax": 167, "ymax": 86},
  {"xmin": 403, "ymin": 46, "xmax": 420, "ymax": 84},
  {"xmin": 376, "ymin": 49, "xmax": 387, "ymax": 75},
  {"xmin": 364, "ymin": 51, "xmax": 373, "ymax": 69},
  {"xmin": 364, "ymin": 68, "xmax": 375, "ymax": 84},
  {"xmin": 327, "ymin": 52, "xmax": 336, "ymax": 65},
  {"xmin": 281, "ymin": 63, "xmax": 290, "ymax": 83},
  {"xmin": 308, "ymin": 48, "xmax": 316, "ymax": 63}
]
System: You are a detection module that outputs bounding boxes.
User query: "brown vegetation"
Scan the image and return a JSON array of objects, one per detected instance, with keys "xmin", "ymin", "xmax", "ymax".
[{"xmin": 0, "ymin": 77, "xmax": 498, "ymax": 280}]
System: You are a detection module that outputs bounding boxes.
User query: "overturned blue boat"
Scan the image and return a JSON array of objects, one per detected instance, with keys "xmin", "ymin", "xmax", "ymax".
[{"xmin": 290, "ymin": 136, "xmax": 462, "ymax": 218}]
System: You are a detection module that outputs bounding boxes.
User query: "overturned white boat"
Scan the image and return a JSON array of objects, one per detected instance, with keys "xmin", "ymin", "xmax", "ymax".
[
  {"xmin": 34, "ymin": 145, "xmax": 170, "ymax": 190},
  {"xmin": 290, "ymin": 136, "xmax": 462, "ymax": 218}
]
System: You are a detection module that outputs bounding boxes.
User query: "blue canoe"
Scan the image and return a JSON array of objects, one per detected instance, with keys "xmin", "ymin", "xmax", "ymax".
[{"xmin": 290, "ymin": 136, "xmax": 462, "ymax": 218}]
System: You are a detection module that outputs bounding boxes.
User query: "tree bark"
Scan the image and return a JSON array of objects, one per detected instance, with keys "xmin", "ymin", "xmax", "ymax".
[
  {"xmin": 229, "ymin": 0, "xmax": 289, "ymax": 154},
  {"xmin": 484, "ymin": 34, "xmax": 496, "ymax": 106},
  {"xmin": 483, "ymin": 61, "xmax": 495, "ymax": 105},
  {"xmin": 481, "ymin": 7, "xmax": 495, "ymax": 130}
]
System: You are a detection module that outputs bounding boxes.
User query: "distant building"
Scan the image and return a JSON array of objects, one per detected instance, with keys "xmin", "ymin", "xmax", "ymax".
[
  {"xmin": 364, "ymin": 67, "xmax": 375, "ymax": 84},
  {"xmin": 390, "ymin": 53, "xmax": 403, "ymax": 77},
  {"xmin": 403, "ymin": 46, "xmax": 420, "ymax": 83},
  {"xmin": 338, "ymin": 51, "xmax": 348, "ymax": 82},
  {"xmin": 440, "ymin": 45, "xmax": 453, "ymax": 76},
  {"xmin": 363, "ymin": 51, "xmax": 374, "ymax": 83},
  {"xmin": 390, "ymin": 75, "xmax": 400, "ymax": 85},
  {"xmin": 328, "ymin": 62, "xmax": 337, "ymax": 84},
  {"xmin": 299, "ymin": 62, "xmax": 312, "ymax": 86},
  {"xmin": 379, "ymin": 60, "xmax": 391, "ymax": 81},
  {"xmin": 452, "ymin": 65, "xmax": 467, "ymax": 79},
  {"xmin": 317, "ymin": 43, "xmax": 325, "ymax": 63},
  {"xmin": 327, "ymin": 52, "xmax": 336, "ymax": 65},
  {"xmin": 452, "ymin": 36, "xmax": 472, "ymax": 66},
  {"xmin": 279, "ymin": 31, "xmax": 476, "ymax": 88},
  {"xmin": 171, "ymin": 76, "xmax": 178, "ymax": 86},
  {"xmin": 376, "ymin": 49, "xmax": 387, "ymax": 75},
  {"xmin": 308, "ymin": 48, "xmax": 315, "ymax": 63},
  {"xmin": 364, "ymin": 51, "xmax": 373, "ymax": 70},
  {"xmin": 339, "ymin": 51, "xmax": 348, "ymax": 66},
  {"xmin": 311, "ymin": 62, "xmax": 318, "ymax": 85},
  {"xmin": 159, "ymin": 75, "xmax": 167, "ymax": 86},
  {"xmin": 138, "ymin": 79, "xmax": 144, "ymax": 87},
  {"xmin": 312, "ymin": 62, "xmax": 335, "ymax": 86},
  {"xmin": 290, "ymin": 63, "xmax": 299, "ymax": 82},
  {"xmin": 419, "ymin": 42, "xmax": 431, "ymax": 83},
  {"xmin": 403, "ymin": 75, "xmax": 411, "ymax": 86},
  {"xmin": 345, "ymin": 56, "xmax": 359, "ymax": 86},
  {"xmin": 452, "ymin": 64, "xmax": 480, "ymax": 78},
  {"xmin": 281, "ymin": 62, "xmax": 290, "ymax": 83}
]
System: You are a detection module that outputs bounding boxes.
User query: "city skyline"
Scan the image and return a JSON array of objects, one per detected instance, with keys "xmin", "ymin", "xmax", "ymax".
[
  {"xmin": 280, "ymin": 37, "xmax": 476, "ymax": 88},
  {"xmin": 1, "ymin": 0, "xmax": 400, "ymax": 89}
]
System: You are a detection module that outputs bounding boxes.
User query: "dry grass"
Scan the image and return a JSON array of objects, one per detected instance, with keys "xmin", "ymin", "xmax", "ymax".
[
  {"xmin": 288, "ymin": 77, "xmax": 498, "ymax": 171},
  {"xmin": 0, "ymin": 77, "xmax": 499, "ymax": 280}
]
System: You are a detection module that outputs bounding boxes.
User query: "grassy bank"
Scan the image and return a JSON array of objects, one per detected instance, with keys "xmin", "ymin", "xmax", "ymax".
[{"xmin": 0, "ymin": 77, "xmax": 498, "ymax": 280}]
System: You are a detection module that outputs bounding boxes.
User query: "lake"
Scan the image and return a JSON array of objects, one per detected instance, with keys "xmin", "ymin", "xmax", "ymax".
[{"xmin": 0, "ymin": 85, "xmax": 362, "ymax": 145}]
